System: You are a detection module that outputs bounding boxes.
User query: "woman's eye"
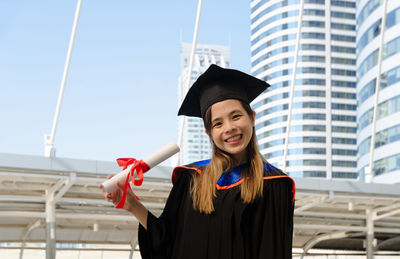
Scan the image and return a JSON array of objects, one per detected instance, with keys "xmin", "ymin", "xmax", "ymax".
[
  {"xmin": 232, "ymin": 114, "xmax": 241, "ymax": 120},
  {"xmin": 213, "ymin": 122, "xmax": 222, "ymax": 128}
]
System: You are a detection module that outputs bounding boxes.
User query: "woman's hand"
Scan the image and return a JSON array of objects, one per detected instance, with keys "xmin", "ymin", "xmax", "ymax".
[
  {"xmin": 100, "ymin": 175, "xmax": 120, "ymax": 205},
  {"xmin": 99, "ymin": 174, "xmax": 149, "ymax": 229}
]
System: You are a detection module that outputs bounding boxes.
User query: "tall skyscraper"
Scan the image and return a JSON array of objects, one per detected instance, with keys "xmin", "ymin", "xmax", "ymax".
[
  {"xmin": 250, "ymin": 0, "xmax": 358, "ymax": 179},
  {"xmin": 175, "ymin": 43, "xmax": 230, "ymax": 166},
  {"xmin": 356, "ymin": 0, "xmax": 400, "ymax": 183}
]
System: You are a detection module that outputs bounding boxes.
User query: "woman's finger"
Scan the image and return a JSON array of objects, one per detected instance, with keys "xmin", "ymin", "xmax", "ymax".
[
  {"xmin": 117, "ymin": 181, "xmax": 134, "ymax": 195},
  {"xmin": 116, "ymin": 181, "xmax": 124, "ymax": 190}
]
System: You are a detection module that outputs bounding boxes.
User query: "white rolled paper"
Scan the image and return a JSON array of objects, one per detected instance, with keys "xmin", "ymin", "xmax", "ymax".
[{"xmin": 101, "ymin": 142, "xmax": 180, "ymax": 193}]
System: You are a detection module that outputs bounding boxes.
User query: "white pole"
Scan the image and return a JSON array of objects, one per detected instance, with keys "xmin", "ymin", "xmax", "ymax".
[
  {"xmin": 177, "ymin": 0, "xmax": 203, "ymax": 165},
  {"xmin": 366, "ymin": 208, "xmax": 376, "ymax": 259},
  {"xmin": 366, "ymin": 0, "xmax": 388, "ymax": 183},
  {"xmin": 45, "ymin": 191, "xmax": 56, "ymax": 259},
  {"xmin": 282, "ymin": 0, "xmax": 305, "ymax": 172},
  {"xmin": 45, "ymin": 0, "xmax": 83, "ymax": 157},
  {"xmin": 324, "ymin": 0, "xmax": 332, "ymax": 179}
]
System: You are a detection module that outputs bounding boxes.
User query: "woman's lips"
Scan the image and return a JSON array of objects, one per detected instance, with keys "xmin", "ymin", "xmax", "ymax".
[{"xmin": 225, "ymin": 134, "xmax": 242, "ymax": 144}]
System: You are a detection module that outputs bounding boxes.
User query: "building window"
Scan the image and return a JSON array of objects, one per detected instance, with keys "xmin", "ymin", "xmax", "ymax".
[
  {"xmin": 332, "ymin": 137, "xmax": 357, "ymax": 144},
  {"xmin": 302, "ymin": 21, "xmax": 325, "ymax": 28},
  {"xmin": 301, "ymin": 44, "xmax": 325, "ymax": 51},
  {"xmin": 255, "ymin": 115, "xmax": 288, "ymax": 130},
  {"xmin": 253, "ymin": 93, "xmax": 289, "ymax": 109},
  {"xmin": 358, "ymin": 65, "xmax": 400, "ymax": 105},
  {"xmin": 289, "ymin": 148, "xmax": 326, "ymax": 155},
  {"xmin": 257, "ymin": 127, "xmax": 287, "ymax": 139},
  {"xmin": 357, "ymin": 0, "xmax": 382, "ymax": 28},
  {"xmin": 332, "ymin": 92, "xmax": 356, "ymax": 99},
  {"xmin": 332, "ymin": 149, "xmax": 357, "ymax": 156},
  {"xmin": 287, "ymin": 159, "xmax": 326, "ymax": 166},
  {"xmin": 331, "ymin": 46, "xmax": 356, "ymax": 53},
  {"xmin": 331, "ymin": 103, "xmax": 357, "ymax": 110},
  {"xmin": 256, "ymin": 104, "xmax": 289, "ymax": 119},
  {"xmin": 331, "ymin": 57, "xmax": 356, "ymax": 65},
  {"xmin": 260, "ymin": 138, "xmax": 285, "ymax": 150},
  {"xmin": 331, "ymin": 69, "xmax": 356, "ymax": 76},
  {"xmin": 358, "ymin": 123, "xmax": 400, "ymax": 157},
  {"xmin": 264, "ymin": 150, "xmax": 284, "ymax": 159},
  {"xmin": 297, "ymin": 67, "xmax": 326, "ymax": 74},
  {"xmin": 331, "ymin": 22, "xmax": 355, "ymax": 31},
  {"xmin": 357, "ymin": 19, "xmax": 381, "ymax": 53},
  {"xmin": 290, "ymin": 124, "xmax": 326, "ymax": 132},
  {"xmin": 251, "ymin": 22, "xmax": 298, "ymax": 46},
  {"xmin": 300, "ymin": 55, "xmax": 325, "ymax": 62},
  {"xmin": 331, "ymin": 80, "xmax": 356, "ymax": 88},
  {"xmin": 305, "ymin": 0, "xmax": 324, "ymax": 4},
  {"xmin": 331, "ymin": 11, "xmax": 355, "ymax": 20},
  {"xmin": 358, "ymin": 36, "xmax": 400, "ymax": 79},
  {"xmin": 331, "ymin": 0, "xmax": 355, "ymax": 8},
  {"xmin": 252, "ymin": 45, "xmax": 296, "ymax": 67},
  {"xmin": 293, "ymin": 101, "xmax": 325, "ymax": 109},
  {"xmin": 302, "ymin": 32, "xmax": 325, "ymax": 39},
  {"xmin": 331, "ymin": 34, "xmax": 356, "ymax": 42},
  {"xmin": 251, "ymin": 34, "xmax": 297, "ymax": 57},
  {"xmin": 332, "ymin": 172, "xmax": 357, "ymax": 179},
  {"xmin": 304, "ymin": 9, "xmax": 325, "ymax": 16},
  {"xmin": 332, "ymin": 160, "xmax": 357, "ymax": 167},
  {"xmin": 292, "ymin": 113, "xmax": 326, "ymax": 120},
  {"xmin": 359, "ymin": 95, "xmax": 400, "ymax": 131},
  {"xmin": 374, "ymin": 153, "xmax": 400, "ymax": 176},
  {"xmin": 251, "ymin": 0, "xmax": 301, "ymax": 23},
  {"xmin": 252, "ymin": 10, "xmax": 299, "ymax": 34},
  {"xmin": 252, "ymin": 57, "xmax": 295, "ymax": 76},
  {"xmin": 289, "ymin": 171, "xmax": 326, "ymax": 178},
  {"xmin": 332, "ymin": 114, "xmax": 356, "ymax": 122},
  {"xmin": 289, "ymin": 136, "xmax": 326, "ymax": 143},
  {"xmin": 332, "ymin": 126, "xmax": 357, "ymax": 133}
]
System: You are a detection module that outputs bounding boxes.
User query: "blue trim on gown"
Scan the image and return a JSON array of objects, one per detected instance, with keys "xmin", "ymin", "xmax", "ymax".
[
  {"xmin": 193, "ymin": 159, "xmax": 243, "ymax": 187},
  {"xmin": 193, "ymin": 159, "xmax": 280, "ymax": 187}
]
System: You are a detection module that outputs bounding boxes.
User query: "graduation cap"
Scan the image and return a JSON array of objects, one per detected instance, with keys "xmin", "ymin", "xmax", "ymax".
[{"xmin": 178, "ymin": 64, "xmax": 270, "ymax": 118}]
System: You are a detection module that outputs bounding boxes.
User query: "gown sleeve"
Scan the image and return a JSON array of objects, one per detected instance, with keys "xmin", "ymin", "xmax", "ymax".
[
  {"xmin": 138, "ymin": 170, "xmax": 192, "ymax": 259},
  {"xmin": 242, "ymin": 177, "xmax": 295, "ymax": 259}
]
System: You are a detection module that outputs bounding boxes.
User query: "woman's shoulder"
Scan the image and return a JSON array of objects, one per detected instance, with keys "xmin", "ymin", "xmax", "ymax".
[
  {"xmin": 263, "ymin": 161, "xmax": 287, "ymax": 177},
  {"xmin": 171, "ymin": 159, "xmax": 210, "ymax": 185},
  {"xmin": 262, "ymin": 161, "xmax": 295, "ymax": 204}
]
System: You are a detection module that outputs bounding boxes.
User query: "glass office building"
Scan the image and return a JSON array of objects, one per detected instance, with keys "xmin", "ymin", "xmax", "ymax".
[
  {"xmin": 175, "ymin": 43, "xmax": 230, "ymax": 166},
  {"xmin": 356, "ymin": 0, "xmax": 400, "ymax": 183},
  {"xmin": 250, "ymin": 0, "xmax": 358, "ymax": 179}
]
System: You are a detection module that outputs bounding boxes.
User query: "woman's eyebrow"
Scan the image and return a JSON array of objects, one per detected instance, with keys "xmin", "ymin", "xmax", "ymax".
[{"xmin": 230, "ymin": 109, "xmax": 242, "ymax": 115}]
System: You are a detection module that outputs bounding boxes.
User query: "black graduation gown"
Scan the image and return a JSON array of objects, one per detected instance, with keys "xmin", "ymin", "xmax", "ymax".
[{"xmin": 139, "ymin": 160, "xmax": 295, "ymax": 259}]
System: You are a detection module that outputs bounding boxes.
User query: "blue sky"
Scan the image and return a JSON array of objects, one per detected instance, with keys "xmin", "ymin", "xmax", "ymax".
[{"xmin": 0, "ymin": 0, "xmax": 251, "ymax": 164}]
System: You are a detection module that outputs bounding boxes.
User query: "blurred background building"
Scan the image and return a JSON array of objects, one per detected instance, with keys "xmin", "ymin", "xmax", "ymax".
[
  {"xmin": 175, "ymin": 43, "xmax": 230, "ymax": 166},
  {"xmin": 250, "ymin": 0, "xmax": 358, "ymax": 180},
  {"xmin": 356, "ymin": 0, "xmax": 400, "ymax": 184}
]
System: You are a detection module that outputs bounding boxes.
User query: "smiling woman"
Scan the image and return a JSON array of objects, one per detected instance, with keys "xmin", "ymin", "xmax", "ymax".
[{"xmin": 103, "ymin": 64, "xmax": 295, "ymax": 259}]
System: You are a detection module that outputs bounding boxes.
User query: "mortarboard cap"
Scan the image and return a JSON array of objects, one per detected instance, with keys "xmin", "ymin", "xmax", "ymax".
[{"xmin": 178, "ymin": 64, "xmax": 270, "ymax": 118}]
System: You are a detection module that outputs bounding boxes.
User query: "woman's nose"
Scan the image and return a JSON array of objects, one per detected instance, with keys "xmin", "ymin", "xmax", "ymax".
[{"xmin": 224, "ymin": 120, "xmax": 236, "ymax": 133}]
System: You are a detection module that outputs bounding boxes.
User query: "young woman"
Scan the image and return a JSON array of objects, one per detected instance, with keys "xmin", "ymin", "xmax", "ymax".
[{"xmin": 102, "ymin": 64, "xmax": 295, "ymax": 259}]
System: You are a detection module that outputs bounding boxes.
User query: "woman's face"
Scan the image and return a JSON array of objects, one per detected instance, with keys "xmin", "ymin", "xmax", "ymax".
[{"xmin": 207, "ymin": 99, "xmax": 255, "ymax": 164}]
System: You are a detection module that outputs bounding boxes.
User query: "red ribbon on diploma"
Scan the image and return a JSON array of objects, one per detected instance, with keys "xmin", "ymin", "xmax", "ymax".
[{"xmin": 115, "ymin": 158, "xmax": 150, "ymax": 209}]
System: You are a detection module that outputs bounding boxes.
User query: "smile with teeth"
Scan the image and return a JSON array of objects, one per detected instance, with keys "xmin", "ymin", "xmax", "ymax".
[{"xmin": 225, "ymin": 134, "xmax": 242, "ymax": 143}]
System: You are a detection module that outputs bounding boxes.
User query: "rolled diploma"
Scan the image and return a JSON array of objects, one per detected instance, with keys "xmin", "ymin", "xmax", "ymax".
[{"xmin": 102, "ymin": 142, "xmax": 180, "ymax": 193}]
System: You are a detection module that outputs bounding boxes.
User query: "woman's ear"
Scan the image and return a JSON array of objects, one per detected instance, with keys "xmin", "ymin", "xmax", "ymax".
[
  {"xmin": 252, "ymin": 111, "xmax": 256, "ymax": 125},
  {"xmin": 205, "ymin": 129, "xmax": 210, "ymax": 137}
]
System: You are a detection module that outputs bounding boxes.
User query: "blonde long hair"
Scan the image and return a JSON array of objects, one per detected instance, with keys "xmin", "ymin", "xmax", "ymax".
[{"xmin": 190, "ymin": 100, "xmax": 265, "ymax": 214}]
